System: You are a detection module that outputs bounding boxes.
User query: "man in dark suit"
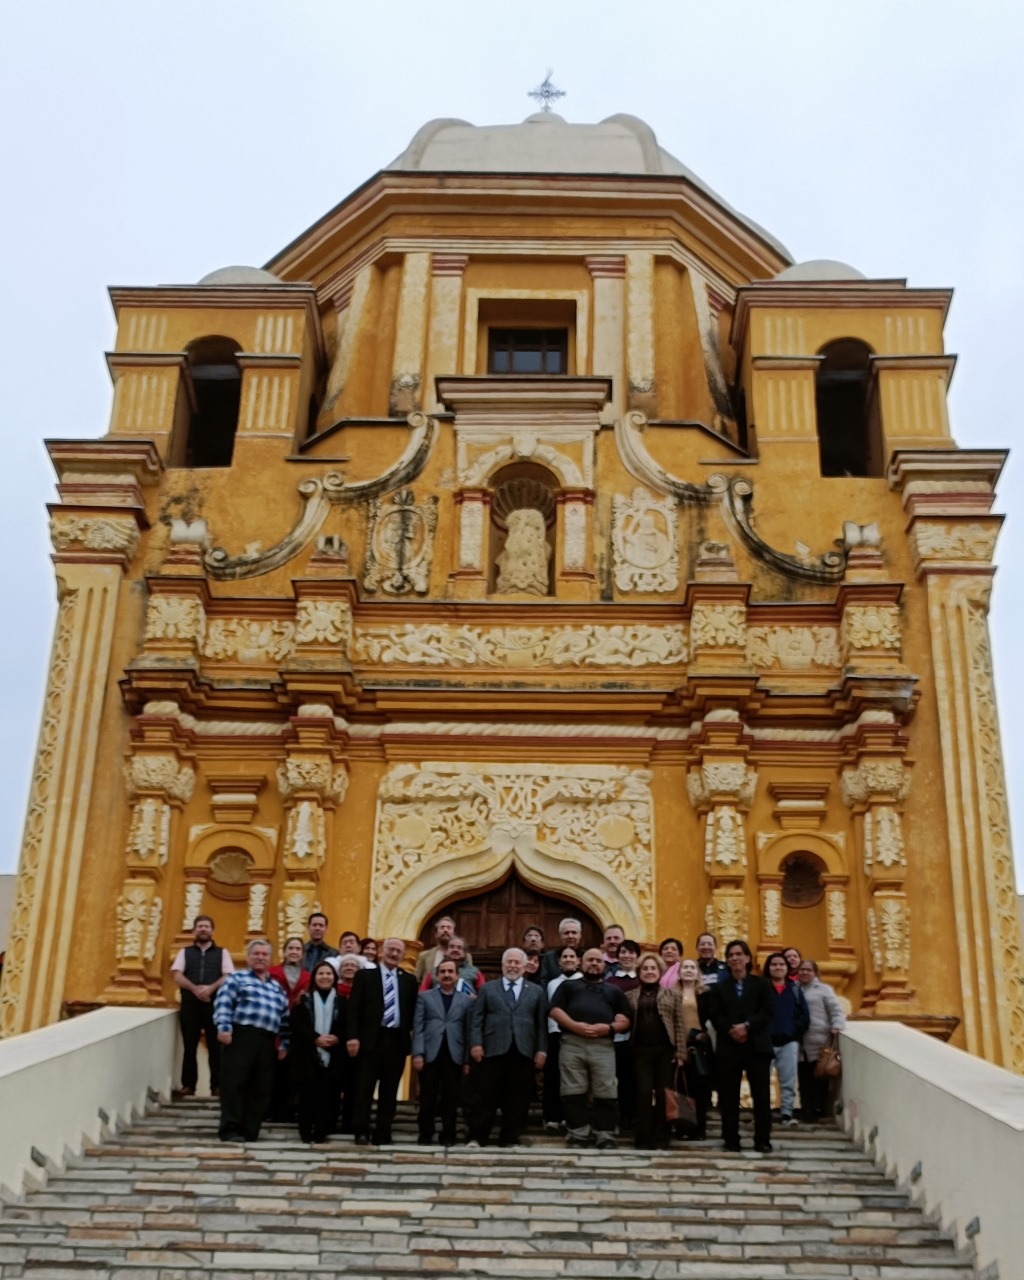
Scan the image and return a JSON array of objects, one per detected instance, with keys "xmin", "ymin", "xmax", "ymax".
[
  {"xmin": 468, "ymin": 947, "xmax": 548, "ymax": 1147},
  {"xmin": 346, "ymin": 936, "xmax": 418, "ymax": 1145},
  {"xmin": 412, "ymin": 957, "xmax": 474, "ymax": 1145},
  {"xmin": 707, "ymin": 938, "xmax": 775, "ymax": 1153}
]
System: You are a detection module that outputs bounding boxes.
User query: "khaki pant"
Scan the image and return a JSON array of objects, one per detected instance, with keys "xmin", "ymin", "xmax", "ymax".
[{"xmin": 559, "ymin": 1034, "xmax": 618, "ymax": 1142}]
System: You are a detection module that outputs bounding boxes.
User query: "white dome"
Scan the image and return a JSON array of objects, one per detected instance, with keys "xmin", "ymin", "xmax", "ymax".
[
  {"xmin": 388, "ymin": 113, "xmax": 789, "ymax": 257},
  {"xmin": 198, "ymin": 265, "xmax": 282, "ymax": 285},
  {"xmin": 773, "ymin": 259, "xmax": 865, "ymax": 283}
]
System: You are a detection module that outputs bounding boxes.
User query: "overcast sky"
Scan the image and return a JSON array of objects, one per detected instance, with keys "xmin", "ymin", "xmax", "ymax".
[{"xmin": 1, "ymin": 2, "xmax": 1022, "ymax": 889}]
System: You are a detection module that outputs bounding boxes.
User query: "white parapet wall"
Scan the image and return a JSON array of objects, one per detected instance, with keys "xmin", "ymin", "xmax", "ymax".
[
  {"xmin": 840, "ymin": 1021, "xmax": 1024, "ymax": 1273},
  {"xmin": 0, "ymin": 1007, "xmax": 178, "ymax": 1198}
]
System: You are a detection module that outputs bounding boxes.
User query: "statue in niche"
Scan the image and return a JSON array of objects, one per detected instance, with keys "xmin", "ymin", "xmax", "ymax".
[{"xmin": 496, "ymin": 508, "xmax": 550, "ymax": 595}]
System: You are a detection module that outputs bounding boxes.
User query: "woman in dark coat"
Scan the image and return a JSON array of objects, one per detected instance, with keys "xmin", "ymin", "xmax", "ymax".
[{"xmin": 290, "ymin": 960, "xmax": 347, "ymax": 1143}]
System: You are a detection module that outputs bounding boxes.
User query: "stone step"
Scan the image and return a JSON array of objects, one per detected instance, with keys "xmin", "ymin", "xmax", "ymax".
[{"xmin": 0, "ymin": 1099, "xmax": 978, "ymax": 1279}]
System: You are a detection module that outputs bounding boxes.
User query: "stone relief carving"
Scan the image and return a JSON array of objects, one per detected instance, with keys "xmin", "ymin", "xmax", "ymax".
[
  {"xmin": 295, "ymin": 600, "xmax": 352, "ymax": 648},
  {"xmin": 612, "ymin": 488, "xmax": 678, "ymax": 592},
  {"xmin": 712, "ymin": 896, "xmax": 746, "ymax": 943},
  {"xmin": 374, "ymin": 762, "xmax": 653, "ymax": 921},
  {"xmin": 145, "ymin": 596, "xmax": 205, "ymax": 643},
  {"xmin": 181, "ymin": 881, "xmax": 204, "ymax": 932},
  {"xmin": 747, "ymin": 626, "xmax": 841, "ymax": 670},
  {"xmin": 690, "ymin": 602, "xmax": 746, "ymax": 649},
  {"xmin": 351, "ymin": 622, "xmax": 688, "ymax": 669},
  {"xmin": 704, "ymin": 805, "xmax": 746, "ymax": 869},
  {"xmin": 840, "ymin": 761, "xmax": 910, "ymax": 807},
  {"xmin": 496, "ymin": 509, "xmax": 551, "ymax": 595},
  {"xmin": 247, "ymin": 883, "xmax": 269, "ymax": 934},
  {"xmin": 204, "ymin": 619, "xmax": 295, "ymax": 663},
  {"xmin": 125, "ymin": 755, "xmax": 196, "ymax": 804},
  {"xmin": 827, "ymin": 890, "xmax": 847, "ymax": 941},
  {"xmin": 284, "ymin": 801, "xmax": 326, "ymax": 863},
  {"xmin": 866, "ymin": 907, "xmax": 882, "ymax": 972},
  {"xmin": 458, "ymin": 500, "xmax": 485, "ymax": 570},
  {"xmin": 879, "ymin": 899, "xmax": 910, "ymax": 970},
  {"xmin": 864, "ymin": 806, "xmax": 906, "ymax": 873},
  {"xmin": 127, "ymin": 798, "xmax": 170, "ymax": 864},
  {"xmin": 144, "ymin": 897, "xmax": 163, "ymax": 962},
  {"xmin": 844, "ymin": 605, "xmax": 901, "ymax": 651},
  {"xmin": 913, "ymin": 522, "xmax": 998, "ymax": 563},
  {"xmin": 50, "ymin": 514, "xmax": 139, "ymax": 557},
  {"xmin": 277, "ymin": 759, "xmax": 348, "ymax": 805},
  {"xmin": 278, "ymin": 891, "xmax": 319, "ymax": 947},
  {"xmin": 561, "ymin": 501, "xmax": 588, "ymax": 573},
  {"xmin": 686, "ymin": 763, "xmax": 757, "ymax": 810},
  {"xmin": 762, "ymin": 887, "xmax": 781, "ymax": 937},
  {"xmin": 208, "ymin": 851, "xmax": 252, "ymax": 885},
  {"xmin": 116, "ymin": 887, "xmax": 150, "ymax": 960},
  {"xmin": 843, "ymin": 521, "xmax": 881, "ymax": 550},
  {"xmin": 364, "ymin": 489, "xmax": 438, "ymax": 595}
]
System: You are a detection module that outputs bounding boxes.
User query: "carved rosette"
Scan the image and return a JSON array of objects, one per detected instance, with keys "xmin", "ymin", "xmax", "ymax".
[
  {"xmin": 690, "ymin": 603, "xmax": 746, "ymax": 651},
  {"xmin": 842, "ymin": 604, "xmax": 902, "ymax": 659},
  {"xmin": 293, "ymin": 598, "xmax": 353, "ymax": 669},
  {"xmin": 364, "ymin": 489, "xmax": 438, "ymax": 595},
  {"xmin": 841, "ymin": 757, "xmax": 913, "ymax": 1003},
  {"xmin": 144, "ymin": 594, "xmax": 206, "ymax": 654},
  {"xmin": 611, "ymin": 488, "xmax": 679, "ymax": 593}
]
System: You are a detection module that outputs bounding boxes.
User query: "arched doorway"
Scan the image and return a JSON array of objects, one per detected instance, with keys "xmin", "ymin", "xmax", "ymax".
[{"xmin": 420, "ymin": 868, "xmax": 603, "ymax": 978}]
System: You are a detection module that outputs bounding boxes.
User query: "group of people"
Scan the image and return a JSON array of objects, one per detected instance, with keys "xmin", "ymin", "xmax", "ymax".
[{"xmin": 171, "ymin": 912, "xmax": 846, "ymax": 1153}]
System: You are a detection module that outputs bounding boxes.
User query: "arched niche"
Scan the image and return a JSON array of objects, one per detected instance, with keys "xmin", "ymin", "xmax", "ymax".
[
  {"xmin": 488, "ymin": 461, "xmax": 558, "ymax": 595},
  {"xmin": 186, "ymin": 824, "xmax": 276, "ymax": 873},
  {"xmin": 757, "ymin": 831, "xmax": 847, "ymax": 879},
  {"xmin": 815, "ymin": 338, "xmax": 882, "ymax": 478},
  {"xmin": 756, "ymin": 832, "xmax": 853, "ymax": 981},
  {"xmin": 177, "ymin": 335, "xmax": 243, "ymax": 469}
]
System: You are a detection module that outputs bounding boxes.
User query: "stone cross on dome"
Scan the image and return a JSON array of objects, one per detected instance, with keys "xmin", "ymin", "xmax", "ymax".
[{"xmin": 528, "ymin": 71, "xmax": 566, "ymax": 113}]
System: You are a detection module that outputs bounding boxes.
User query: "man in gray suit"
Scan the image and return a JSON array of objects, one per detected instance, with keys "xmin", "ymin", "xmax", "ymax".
[
  {"xmin": 468, "ymin": 947, "xmax": 548, "ymax": 1147},
  {"xmin": 412, "ymin": 957, "xmax": 474, "ymax": 1146}
]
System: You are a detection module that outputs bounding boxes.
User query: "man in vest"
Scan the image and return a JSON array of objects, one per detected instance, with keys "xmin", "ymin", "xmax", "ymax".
[{"xmin": 171, "ymin": 915, "xmax": 235, "ymax": 1097}]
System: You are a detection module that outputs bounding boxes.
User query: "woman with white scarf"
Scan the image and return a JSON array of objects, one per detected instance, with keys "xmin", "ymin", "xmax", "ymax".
[{"xmin": 290, "ymin": 961, "xmax": 346, "ymax": 1143}]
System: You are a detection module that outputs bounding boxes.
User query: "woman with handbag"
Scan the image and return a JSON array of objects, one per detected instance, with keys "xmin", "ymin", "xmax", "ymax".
[
  {"xmin": 626, "ymin": 953, "xmax": 687, "ymax": 1150},
  {"xmin": 797, "ymin": 958, "xmax": 846, "ymax": 1122},
  {"xmin": 676, "ymin": 957, "xmax": 712, "ymax": 1140}
]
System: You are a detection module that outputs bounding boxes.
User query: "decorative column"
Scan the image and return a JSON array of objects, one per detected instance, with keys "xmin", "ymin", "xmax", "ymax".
[
  {"xmin": 840, "ymin": 755, "xmax": 913, "ymax": 1013},
  {"xmin": 427, "ymin": 254, "xmax": 468, "ymax": 411},
  {"xmin": 450, "ymin": 488, "xmax": 491, "ymax": 597},
  {"xmin": 389, "ymin": 251, "xmax": 431, "ymax": 415},
  {"xmin": 0, "ymin": 441, "xmax": 157, "ymax": 1036},
  {"xmin": 625, "ymin": 250, "xmax": 656, "ymax": 415},
  {"xmin": 586, "ymin": 255, "xmax": 625, "ymax": 418},
  {"xmin": 276, "ymin": 709, "xmax": 349, "ymax": 951},
  {"xmin": 555, "ymin": 488, "xmax": 596, "ymax": 590},
  {"xmin": 890, "ymin": 449, "xmax": 1024, "ymax": 1071},
  {"xmin": 108, "ymin": 749, "xmax": 196, "ymax": 1000},
  {"xmin": 686, "ymin": 730, "xmax": 757, "ymax": 944}
]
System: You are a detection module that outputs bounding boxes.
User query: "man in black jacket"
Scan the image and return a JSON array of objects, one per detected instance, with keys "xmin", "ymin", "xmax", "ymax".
[
  {"xmin": 708, "ymin": 939, "xmax": 775, "ymax": 1153},
  {"xmin": 346, "ymin": 936, "xmax": 418, "ymax": 1145}
]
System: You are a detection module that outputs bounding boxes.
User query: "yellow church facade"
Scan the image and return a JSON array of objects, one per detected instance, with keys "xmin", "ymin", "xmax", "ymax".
[{"xmin": 2, "ymin": 111, "xmax": 1021, "ymax": 1073}]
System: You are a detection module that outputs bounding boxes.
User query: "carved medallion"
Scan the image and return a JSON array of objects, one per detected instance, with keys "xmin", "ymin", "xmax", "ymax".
[
  {"xmin": 747, "ymin": 626, "xmax": 841, "ymax": 670},
  {"xmin": 612, "ymin": 488, "xmax": 678, "ymax": 592},
  {"xmin": 364, "ymin": 489, "xmax": 438, "ymax": 595}
]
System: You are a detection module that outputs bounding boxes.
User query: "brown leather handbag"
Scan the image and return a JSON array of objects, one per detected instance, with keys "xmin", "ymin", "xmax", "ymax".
[
  {"xmin": 664, "ymin": 1068, "xmax": 699, "ymax": 1129},
  {"xmin": 814, "ymin": 1033, "xmax": 842, "ymax": 1079}
]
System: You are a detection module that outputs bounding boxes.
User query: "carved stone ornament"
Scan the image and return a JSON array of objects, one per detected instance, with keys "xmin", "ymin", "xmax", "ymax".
[
  {"xmin": 295, "ymin": 599, "xmax": 352, "ymax": 648},
  {"xmin": 374, "ymin": 762, "xmax": 654, "ymax": 921},
  {"xmin": 50, "ymin": 514, "xmax": 139, "ymax": 558},
  {"xmin": 458, "ymin": 499, "xmax": 485, "ymax": 571},
  {"xmin": 247, "ymin": 882, "xmax": 269, "ymax": 933},
  {"xmin": 840, "ymin": 761, "xmax": 910, "ymax": 808},
  {"xmin": 612, "ymin": 488, "xmax": 679, "ymax": 592},
  {"xmin": 125, "ymin": 755, "xmax": 196, "ymax": 804},
  {"xmin": 116, "ymin": 886, "xmax": 152, "ymax": 960},
  {"xmin": 127, "ymin": 798, "xmax": 171, "ymax": 864},
  {"xmin": 711, "ymin": 895, "xmax": 746, "ymax": 943},
  {"xmin": 879, "ymin": 898, "xmax": 910, "ymax": 971},
  {"xmin": 364, "ymin": 488, "xmax": 438, "ymax": 595},
  {"xmin": 704, "ymin": 805, "xmax": 746, "ymax": 870},
  {"xmin": 562, "ymin": 501, "xmax": 588, "ymax": 573},
  {"xmin": 844, "ymin": 605, "xmax": 901, "ymax": 651},
  {"xmin": 285, "ymin": 800, "xmax": 327, "ymax": 863},
  {"xmin": 278, "ymin": 890, "xmax": 320, "ymax": 949},
  {"xmin": 690, "ymin": 602, "xmax": 746, "ymax": 649},
  {"xmin": 762, "ymin": 887, "xmax": 781, "ymax": 937},
  {"xmin": 145, "ymin": 596, "xmax": 205, "ymax": 644},
  {"xmin": 912, "ymin": 522, "xmax": 998, "ymax": 564},
  {"xmin": 181, "ymin": 881, "xmax": 204, "ymax": 932},
  {"xmin": 827, "ymin": 889, "xmax": 847, "ymax": 941},
  {"xmin": 277, "ymin": 759, "xmax": 348, "ymax": 805},
  {"xmin": 686, "ymin": 763, "xmax": 757, "ymax": 811},
  {"xmin": 747, "ymin": 626, "xmax": 841, "ymax": 670},
  {"xmin": 352, "ymin": 622, "xmax": 688, "ymax": 669},
  {"xmin": 863, "ymin": 806, "xmax": 906, "ymax": 874},
  {"xmin": 144, "ymin": 897, "xmax": 163, "ymax": 962},
  {"xmin": 204, "ymin": 618, "xmax": 295, "ymax": 663},
  {"xmin": 496, "ymin": 508, "xmax": 551, "ymax": 595},
  {"xmin": 208, "ymin": 850, "xmax": 252, "ymax": 885},
  {"xmin": 866, "ymin": 906, "xmax": 882, "ymax": 972}
]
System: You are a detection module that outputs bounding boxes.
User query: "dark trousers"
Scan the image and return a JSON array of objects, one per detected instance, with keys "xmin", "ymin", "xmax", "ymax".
[
  {"xmin": 542, "ymin": 1034, "xmax": 563, "ymax": 1123},
  {"xmin": 352, "ymin": 1028, "xmax": 407, "ymax": 1142},
  {"xmin": 219, "ymin": 1025, "xmax": 276, "ymax": 1140},
  {"xmin": 681, "ymin": 1058, "xmax": 711, "ymax": 1138},
  {"xmin": 418, "ymin": 1041, "xmax": 461, "ymax": 1142},
  {"xmin": 718, "ymin": 1050, "xmax": 772, "ymax": 1148},
  {"xmin": 615, "ymin": 1040, "xmax": 636, "ymax": 1128},
  {"xmin": 798, "ymin": 1059, "xmax": 831, "ymax": 1120},
  {"xmin": 472, "ymin": 1048, "xmax": 534, "ymax": 1145},
  {"xmin": 179, "ymin": 997, "xmax": 220, "ymax": 1091},
  {"xmin": 297, "ymin": 1061, "xmax": 341, "ymax": 1143},
  {"xmin": 633, "ymin": 1046, "xmax": 673, "ymax": 1148}
]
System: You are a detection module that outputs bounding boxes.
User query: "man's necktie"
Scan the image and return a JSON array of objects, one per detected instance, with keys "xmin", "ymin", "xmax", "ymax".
[
  {"xmin": 505, "ymin": 981, "xmax": 518, "ymax": 1006},
  {"xmin": 383, "ymin": 969, "xmax": 397, "ymax": 1027}
]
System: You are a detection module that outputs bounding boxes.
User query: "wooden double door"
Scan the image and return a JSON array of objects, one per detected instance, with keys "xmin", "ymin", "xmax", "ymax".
[{"xmin": 418, "ymin": 870, "xmax": 603, "ymax": 978}]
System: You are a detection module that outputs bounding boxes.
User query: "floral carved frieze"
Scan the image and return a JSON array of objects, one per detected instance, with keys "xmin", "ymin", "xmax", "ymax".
[
  {"xmin": 125, "ymin": 754, "xmax": 196, "ymax": 804},
  {"xmin": 295, "ymin": 600, "xmax": 352, "ymax": 649},
  {"xmin": 374, "ymin": 762, "xmax": 654, "ymax": 920},
  {"xmin": 145, "ymin": 596, "xmax": 205, "ymax": 644},
  {"xmin": 203, "ymin": 619, "xmax": 295, "ymax": 664},
  {"xmin": 364, "ymin": 489, "xmax": 438, "ymax": 595},
  {"xmin": 278, "ymin": 889, "xmax": 320, "ymax": 948},
  {"xmin": 351, "ymin": 622, "xmax": 688, "ymax": 669},
  {"xmin": 50, "ymin": 514, "xmax": 140, "ymax": 558},
  {"xmin": 912, "ymin": 522, "xmax": 998, "ymax": 564},
  {"xmin": 612, "ymin": 488, "xmax": 678, "ymax": 593},
  {"xmin": 127, "ymin": 797, "xmax": 171, "ymax": 864},
  {"xmin": 686, "ymin": 763, "xmax": 758, "ymax": 810},
  {"xmin": 843, "ymin": 605, "xmax": 901, "ymax": 652},
  {"xmin": 277, "ymin": 758, "xmax": 348, "ymax": 805},
  {"xmin": 840, "ymin": 760, "xmax": 910, "ymax": 808},
  {"xmin": 116, "ymin": 885, "xmax": 162, "ymax": 962},
  {"xmin": 747, "ymin": 626, "xmax": 841, "ymax": 670},
  {"xmin": 863, "ymin": 806, "xmax": 906, "ymax": 874},
  {"xmin": 690, "ymin": 603, "xmax": 746, "ymax": 649}
]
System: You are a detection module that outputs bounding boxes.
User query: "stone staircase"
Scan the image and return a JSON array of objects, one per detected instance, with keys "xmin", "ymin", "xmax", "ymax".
[{"xmin": 0, "ymin": 1099, "xmax": 979, "ymax": 1279}]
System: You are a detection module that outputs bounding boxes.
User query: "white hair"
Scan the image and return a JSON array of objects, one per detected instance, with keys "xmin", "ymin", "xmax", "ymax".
[
  {"xmin": 559, "ymin": 918, "xmax": 582, "ymax": 932},
  {"xmin": 502, "ymin": 947, "xmax": 527, "ymax": 963}
]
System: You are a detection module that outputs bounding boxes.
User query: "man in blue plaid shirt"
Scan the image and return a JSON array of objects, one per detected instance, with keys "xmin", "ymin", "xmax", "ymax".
[{"xmin": 213, "ymin": 939, "xmax": 289, "ymax": 1142}]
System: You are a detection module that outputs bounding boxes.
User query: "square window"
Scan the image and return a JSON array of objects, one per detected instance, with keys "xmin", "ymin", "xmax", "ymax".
[{"xmin": 488, "ymin": 328, "xmax": 567, "ymax": 375}]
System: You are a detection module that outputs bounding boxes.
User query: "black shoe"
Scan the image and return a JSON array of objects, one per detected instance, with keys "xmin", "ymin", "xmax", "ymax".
[
  {"xmin": 754, "ymin": 1142, "xmax": 774, "ymax": 1153},
  {"xmin": 417, "ymin": 1135, "xmax": 434, "ymax": 1146},
  {"xmin": 723, "ymin": 1140, "xmax": 741, "ymax": 1152},
  {"xmin": 374, "ymin": 1134, "xmax": 393, "ymax": 1146},
  {"xmin": 439, "ymin": 1133, "xmax": 457, "ymax": 1146},
  {"xmin": 354, "ymin": 1134, "xmax": 369, "ymax": 1146},
  {"xmin": 596, "ymin": 1137, "xmax": 616, "ymax": 1151},
  {"xmin": 219, "ymin": 1130, "xmax": 244, "ymax": 1143}
]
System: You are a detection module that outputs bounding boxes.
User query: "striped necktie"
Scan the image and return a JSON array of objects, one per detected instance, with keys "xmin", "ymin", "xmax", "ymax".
[{"xmin": 382, "ymin": 967, "xmax": 397, "ymax": 1027}]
